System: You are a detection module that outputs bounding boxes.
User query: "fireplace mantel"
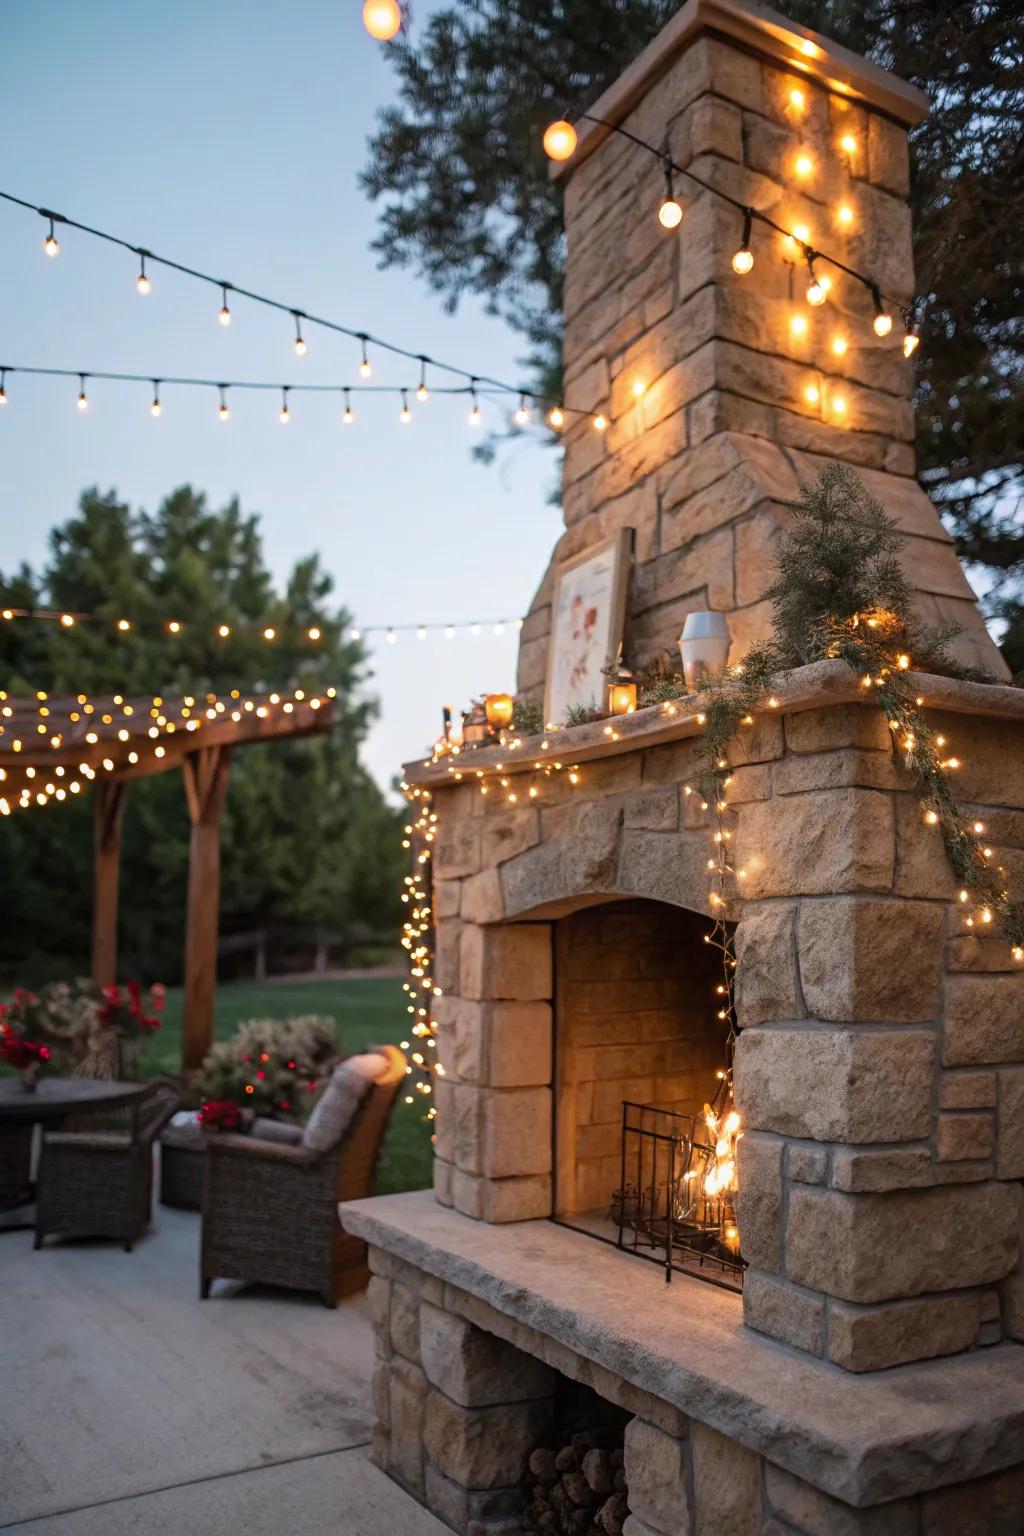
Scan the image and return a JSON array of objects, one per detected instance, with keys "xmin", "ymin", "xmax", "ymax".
[
  {"xmin": 342, "ymin": 1190, "xmax": 1024, "ymax": 1510},
  {"xmin": 403, "ymin": 660, "xmax": 1024, "ymax": 789}
]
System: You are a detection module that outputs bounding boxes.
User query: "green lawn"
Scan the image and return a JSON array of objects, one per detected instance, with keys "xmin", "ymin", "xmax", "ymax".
[{"xmin": 140, "ymin": 976, "xmax": 432, "ymax": 1196}]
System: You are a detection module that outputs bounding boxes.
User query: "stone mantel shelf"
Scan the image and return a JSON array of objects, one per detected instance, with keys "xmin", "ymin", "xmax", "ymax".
[
  {"xmin": 402, "ymin": 659, "xmax": 1024, "ymax": 790},
  {"xmin": 341, "ymin": 1191, "xmax": 1024, "ymax": 1509}
]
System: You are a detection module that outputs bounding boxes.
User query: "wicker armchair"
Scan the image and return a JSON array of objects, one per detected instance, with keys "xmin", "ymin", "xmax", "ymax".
[
  {"xmin": 34, "ymin": 1076, "xmax": 183, "ymax": 1251},
  {"xmin": 200, "ymin": 1076, "xmax": 399, "ymax": 1307}
]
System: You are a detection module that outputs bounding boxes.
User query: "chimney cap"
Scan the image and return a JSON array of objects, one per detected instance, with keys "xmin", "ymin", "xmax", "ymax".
[{"xmin": 549, "ymin": 0, "xmax": 929, "ymax": 180}]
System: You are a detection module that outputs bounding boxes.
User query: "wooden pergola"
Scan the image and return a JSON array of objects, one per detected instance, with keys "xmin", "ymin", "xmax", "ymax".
[{"xmin": 0, "ymin": 685, "xmax": 335, "ymax": 1070}]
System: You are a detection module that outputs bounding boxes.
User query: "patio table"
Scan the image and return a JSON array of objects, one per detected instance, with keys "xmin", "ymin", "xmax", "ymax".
[{"xmin": 0, "ymin": 1076, "xmax": 148, "ymax": 1229}]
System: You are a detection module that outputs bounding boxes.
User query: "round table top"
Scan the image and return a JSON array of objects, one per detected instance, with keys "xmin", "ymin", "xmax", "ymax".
[{"xmin": 0, "ymin": 1075, "xmax": 147, "ymax": 1121}]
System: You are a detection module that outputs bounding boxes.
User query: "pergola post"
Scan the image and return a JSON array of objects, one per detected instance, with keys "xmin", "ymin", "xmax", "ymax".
[
  {"xmin": 91, "ymin": 779, "xmax": 126, "ymax": 989},
  {"xmin": 181, "ymin": 745, "xmax": 233, "ymax": 1073}
]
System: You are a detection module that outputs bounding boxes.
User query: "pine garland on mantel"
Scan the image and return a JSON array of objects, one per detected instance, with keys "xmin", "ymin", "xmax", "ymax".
[{"xmin": 642, "ymin": 463, "xmax": 1024, "ymax": 953}]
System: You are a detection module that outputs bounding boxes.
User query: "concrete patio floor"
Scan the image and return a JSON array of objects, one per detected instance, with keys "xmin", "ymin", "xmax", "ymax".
[{"xmin": 0, "ymin": 1197, "xmax": 446, "ymax": 1535}]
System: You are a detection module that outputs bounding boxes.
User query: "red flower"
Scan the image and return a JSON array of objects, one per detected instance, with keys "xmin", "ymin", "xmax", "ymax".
[
  {"xmin": 198, "ymin": 1099, "xmax": 243, "ymax": 1132},
  {"xmin": 102, "ymin": 985, "xmax": 121, "ymax": 1004},
  {"xmin": 1, "ymin": 1038, "xmax": 50, "ymax": 1071},
  {"xmin": 140, "ymin": 1014, "xmax": 161, "ymax": 1032}
]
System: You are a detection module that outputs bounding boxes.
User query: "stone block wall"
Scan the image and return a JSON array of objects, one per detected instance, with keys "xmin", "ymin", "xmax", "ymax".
[
  {"xmin": 516, "ymin": 29, "xmax": 1005, "ymax": 697},
  {"xmin": 430, "ymin": 696, "xmax": 1024, "ymax": 1371},
  {"xmin": 366, "ymin": 1242, "xmax": 1024, "ymax": 1536}
]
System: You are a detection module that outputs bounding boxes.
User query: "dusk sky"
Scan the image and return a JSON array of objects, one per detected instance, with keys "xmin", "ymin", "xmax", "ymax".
[{"xmin": 0, "ymin": 0, "xmax": 560, "ymax": 791}]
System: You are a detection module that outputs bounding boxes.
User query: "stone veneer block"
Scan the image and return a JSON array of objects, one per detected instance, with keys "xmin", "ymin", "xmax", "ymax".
[
  {"xmin": 939, "ymin": 1071, "xmax": 997, "ymax": 1110},
  {"xmin": 937, "ymin": 1112, "xmax": 994, "ymax": 1163},
  {"xmin": 735, "ymin": 790, "xmax": 895, "ymax": 899},
  {"xmin": 623, "ymin": 1418, "xmax": 691, "ymax": 1532},
  {"xmin": 733, "ymin": 902, "xmax": 803, "ymax": 1026},
  {"xmin": 388, "ymin": 1356, "xmax": 428, "ymax": 1494},
  {"xmin": 734, "ymin": 1027, "xmax": 934, "ymax": 1142},
  {"xmin": 743, "ymin": 1269, "xmax": 825, "ymax": 1355},
  {"xmin": 785, "ymin": 1183, "xmax": 1023, "ymax": 1303},
  {"xmin": 489, "ymin": 1002, "xmax": 553, "ymax": 1087},
  {"xmin": 459, "ymin": 922, "xmax": 552, "ymax": 1001},
  {"xmin": 784, "ymin": 704, "xmax": 894, "ymax": 755},
  {"xmin": 764, "ymin": 1463, "xmax": 918, "ymax": 1536},
  {"xmin": 797, "ymin": 897, "xmax": 944, "ymax": 1022},
  {"xmin": 483, "ymin": 1173, "xmax": 551, "ymax": 1223},
  {"xmin": 482, "ymin": 1088, "xmax": 552, "ymax": 1178},
  {"xmin": 419, "ymin": 1303, "xmax": 554, "ymax": 1407},
  {"xmin": 943, "ymin": 974, "xmax": 1024, "ymax": 1065},
  {"xmin": 735, "ymin": 1132, "xmax": 783, "ymax": 1271},
  {"xmin": 422, "ymin": 1388, "xmax": 551, "ymax": 1490},
  {"xmin": 997, "ymin": 1068, "xmax": 1024, "ymax": 1179},
  {"xmin": 691, "ymin": 1420, "xmax": 763, "ymax": 1536},
  {"xmin": 827, "ymin": 1294, "xmax": 981, "ymax": 1372},
  {"xmin": 830, "ymin": 1147, "xmax": 933, "ymax": 1193}
]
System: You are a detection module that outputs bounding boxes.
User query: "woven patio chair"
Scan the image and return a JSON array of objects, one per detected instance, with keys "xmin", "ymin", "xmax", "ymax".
[
  {"xmin": 200, "ymin": 1073, "xmax": 400, "ymax": 1307},
  {"xmin": 34, "ymin": 1076, "xmax": 183, "ymax": 1251}
]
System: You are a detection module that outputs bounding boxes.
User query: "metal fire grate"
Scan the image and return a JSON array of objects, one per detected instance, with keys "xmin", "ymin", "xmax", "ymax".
[{"xmin": 610, "ymin": 1101, "xmax": 745, "ymax": 1293}]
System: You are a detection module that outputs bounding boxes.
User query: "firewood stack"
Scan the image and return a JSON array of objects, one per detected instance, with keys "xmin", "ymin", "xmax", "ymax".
[{"xmin": 522, "ymin": 1431, "xmax": 630, "ymax": 1535}]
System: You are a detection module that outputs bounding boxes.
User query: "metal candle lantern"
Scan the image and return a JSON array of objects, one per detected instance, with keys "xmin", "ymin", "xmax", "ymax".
[
  {"xmin": 484, "ymin": 692, "xmax": 514, "ymax": 729},
  {"xmin": 608, "ymin": 681, "xmax": 638, "ymax": 715},
  {"xmin": 679, "ymin": 611, "xmax": 732, "ymax": 690}
]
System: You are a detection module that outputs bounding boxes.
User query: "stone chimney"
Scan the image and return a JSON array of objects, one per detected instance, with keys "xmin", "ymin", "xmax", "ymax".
[{"xmin": 517, "ymin": 0, "xmax": 1007, "ymax": 695}]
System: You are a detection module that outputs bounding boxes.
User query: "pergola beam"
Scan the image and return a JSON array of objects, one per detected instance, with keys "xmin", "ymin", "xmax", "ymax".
[
  {"xmin": 91, "ymin": 778, "xmax": 126, "ymax": 989},
  {"xmin": 182, "ymin": 744, "xmax": 233, "ymax": 1073}
]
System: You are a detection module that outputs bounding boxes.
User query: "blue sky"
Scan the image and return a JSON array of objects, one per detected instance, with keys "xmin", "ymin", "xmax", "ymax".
[{"xmin": 0, "ymin": 0, "xmax": 560, "ymax": 790}]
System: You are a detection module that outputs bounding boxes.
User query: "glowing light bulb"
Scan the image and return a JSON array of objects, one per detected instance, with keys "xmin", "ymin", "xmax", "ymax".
[
  {"xmin": 832, "ymin": 395, "xmax": 847, "ymax": 416},
  {"xmin": 76, "ymin": 378, "xmax": 89, "ymax": 411},
  {"xmin": 217, "ymin": 624, "xmax": 230, "ymax": 638},
  {"xmin": 117, "ymin": 618, "xmax": 131, "ymax": 632},
  {"xmin": 468, "ymin": 399, "xmax": 481, "ymax": 427},
  {"xmin": 308, "ymin": 626, "xmax": 321, "ymax": 641},
  {"xmin": 547, "ymin": 406, "xmax": 564, "ymax": 430},
  {"xmin": 44, "ymin": 221, "xmax": 60, "ymax": 257},
  {"xmin": 279, "ymin": 389, "xmax": 291, "ymax": 424},
  {"xmin": 804, "ymin": 383, "xmax": 820, "ymax": 404},
  {"xmin": 806, "ymin": 275, "xmax": 826, "ymax": 306},
  {"xmin": 631, "ymin": 380, "xmax": 646, "ymax": 399},
  {"xmin": 837, "ymin": 204, "xmax": 854, "ymax": 230},
  {"xmin": 832, "ymin": 334, "xmax": 848, "ymax": 357},
  {"xmin": 400, "ymin": 390, "xmax": 412, "ymax": 424},
  {"xmin": 903, "ymin": 332, "xmax": 920, "ymax": 358},
  {"xmin": 543, "ymin": 119, "xmax": 577, "ymax": 162},
  {"xmin": 150, "ymin": 384, "xmax": 161, "ymax": 417},
  {"xmin": 873, "ymin": 310, "xmax": 893, "ymax": 338},
  {"xmin": 218, "ymin": 285, "xmax": 232, "ymax": 326},
  {"xmin": 136, "ymin": 256, "xmax": 151, "ymax": 295},
  {"xmin": 362, "ymin": 0, "xmax": 401, "ymax": 39},
  {"xmin": 60, "ymin": 613, "xmax": 75, "ymax": 628},
  {"xmin": 0, "ymin": 373, "xmax": 7, "ymax": 405},
  {"xmin": 294, "ymin": 334, "xmax": 307, "ymax": 356},
  {"xmin": 658, "ymin": 197, "xmax": 683, "ymax": 229},
  {"xmin": 732, "ymin": 245, "xmax": 754, "ymax": 274},
  {"xmin": 795, "ymin": 153, "xmax": 813, "ymax": 178},
  {"xmin": 263, "ymin": 627, "xmax": 276, "ymax": 641},
  {"xmin": 789, "ymin": 87, "xmax": 805, "ymax": 109},
  {"xmin": 593, "ymin": 413, "xmax": 608, "ymax": 431},
  {"xmin": 840, "ymin": 133, "xmax": 857, "ymax": 154},
  {"xmin": 218, "ymin": 387, "xmax": 230, "ymax": 421},
  {"xmin": 514, "ymin": 394, "xmax": 531, "ymax": 424},
  {"xmin": 168, "ymin": 620, "xmax": 182, "ymax": 635},
  {"xmin": 790, "ymin": 313, "xmax": 809, "ymax": 338}
]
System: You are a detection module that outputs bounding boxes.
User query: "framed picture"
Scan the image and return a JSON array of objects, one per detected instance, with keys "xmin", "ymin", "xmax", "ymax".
[{"xmin": 544, "ymin": 528, "xmax": 634, "ymax": 726}]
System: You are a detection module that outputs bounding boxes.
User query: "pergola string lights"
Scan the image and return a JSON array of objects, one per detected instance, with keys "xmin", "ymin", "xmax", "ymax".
[{"xmin": 0, "ymin": 684, "xmax": 337, "ymax": 1072}]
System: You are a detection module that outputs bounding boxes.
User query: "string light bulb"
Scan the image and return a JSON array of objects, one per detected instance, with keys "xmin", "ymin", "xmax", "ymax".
[
  {"xmin": 218, "ymin": 384, "xmax": 230, "ymax": 422},
  {"xmin": 542, "ymin": 119, "xmax": 578, "ymax": 162},
  {"xmin": 362, "ymin": 0, "xmax": 402, "ymax": 39},
  {"xmin": 794, "ymin": 152, "xmax": 814, "ymax": 178},
  {"xmin": 43, "ymin": 216, "xmax": 60, "ymax": 257},
  {"xmin": 467, "ymin": 381, "xmax": 481, "ymax": 427},
  {"xmin": 840, "ymin": 133, "xmax": 857, "ymax": 155},
  {"xmin": 870, "ymin": 284, "xmax": 893, "ymax": 337},
  {"xmin": 60, "ymin": 612, "xmax": 75, "ymax": 628},
  {"xmin": 657, "ymin": 157, "xmax": 683, "ymax": 229},
  {"xmin": 832, "ymin": 334, "xmax": 848, "ymax": 357},
  {"xmin": 514, "ymin": 393, "xmax": 530, "ymax": 426},
  {"xmin": 136, "ymin": 251, "xmax": 151, "ymax": 294},
  {"xmin": 732, "ymin": 210, "xmax": 754, "ymax": 274},
  {"xmin": 836, "ymin": 203, "xmax": 854, "ymax": 229},
  {"xmin": 790, "ymin": 313, "xmax": 809, "ymax": 339},
  {"xmin": 218, "ymin": 284, "xmax": 232, "ymax": 327},
  {"xmin": 593, "ymin": 412, "xmax": 609, "ymax": 431},
  {"xmin": 342, "ymin": 388, "xmax": 354, "ymax": 424},
  {"xmin": 279, "ymin": 386, "xmax": 290, "ymax": 425},
  {"xmin": 399, "ymin": 388, "xmax": 412, "ymax": 424},
  {"xmin": 805, "ymin": 257, "xmax": 826, "ymax": 306},
  {"xmin": 150, "ymin": 381, "xmax": 161, "ymax": 418},
  {"xmin": 76, "ymin": 374, "xmax": 89, "ymax": 412},
  {"xmin": 903, "ymin": 329, "xmax": 920, "ymax": 358},
  {"xmin": 292, "ymin": 311, "xmax": 307, "ymax": 356},
  {"xmin": 1, "ymin": 370, "xmax": 9, "ymax": 405},
  {"xmin": 789, "ymin": 87, "xmax": 805, "ymax": 109},
  {"xmin": 416, "ymin": 357, "xmax": 429, "ymax": 402},
  {"xmin": 547, "ymin": 405, "xmax": 565, "ymax": 430},
  {"xmin": 358, "ymin": 336, "xmax": 372, "ymax": 378}
]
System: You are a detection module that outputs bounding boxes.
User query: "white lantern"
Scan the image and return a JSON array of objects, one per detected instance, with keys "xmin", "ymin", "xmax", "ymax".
[{"xmin": 680, "ymin": 611, "xmax": 731, "ymax": 690}]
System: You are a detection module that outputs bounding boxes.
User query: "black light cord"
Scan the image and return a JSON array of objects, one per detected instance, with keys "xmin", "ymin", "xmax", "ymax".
[
  {"xmin": 0, "ymin": 188, "xmax": 582, "ymax": 412},
  {"xmin": 574, "ymin": 112, "xmax": 911, "ymax": 319}
]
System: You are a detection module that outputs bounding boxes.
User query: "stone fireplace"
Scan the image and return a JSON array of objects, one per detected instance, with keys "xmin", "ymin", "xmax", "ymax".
[{"xmin": 342, "ymin": 0, "xmax": 1024, "ymax": 1530}]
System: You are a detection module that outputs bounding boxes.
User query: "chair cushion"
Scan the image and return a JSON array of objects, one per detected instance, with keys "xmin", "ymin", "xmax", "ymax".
[
  {"xmin": 301, "ymin": 1053, "xmax": 388, "ymax": 1155},
  {"xmin": 251, "ymin": 1117, "xmax": 304, "ymax": 1146}
]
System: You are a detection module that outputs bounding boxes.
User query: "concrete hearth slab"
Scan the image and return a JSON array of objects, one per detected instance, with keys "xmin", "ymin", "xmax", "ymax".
[{"xmin": 340, "ymin": 1190, "xmax": 1024, "ymax": 1508}]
